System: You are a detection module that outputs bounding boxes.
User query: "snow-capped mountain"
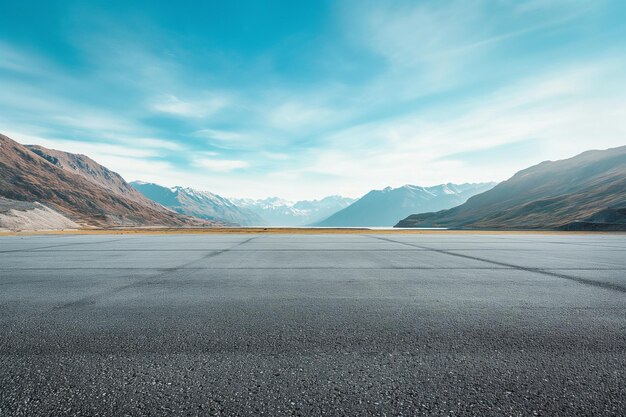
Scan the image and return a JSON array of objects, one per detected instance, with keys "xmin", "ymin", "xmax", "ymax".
[
  {"xmin": 130, "ymin": 181, "xmax": 266, "ymax": 226},
  {"xmin": 315, "ymin": 183, "xmax": 496, "ymax": 227},
  {"xmin": 231, "ymin": 195, "xmax": 356, "ymax": 226}
]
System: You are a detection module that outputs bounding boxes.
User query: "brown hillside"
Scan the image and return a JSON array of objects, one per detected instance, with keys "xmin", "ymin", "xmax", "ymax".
[
  {"xmin": 0, "ymin": 133, "xmax": 218, "ymax": 228},
  {"xmin": 396, "ymin": 146, "xmax": 626, "ymax": 230}
]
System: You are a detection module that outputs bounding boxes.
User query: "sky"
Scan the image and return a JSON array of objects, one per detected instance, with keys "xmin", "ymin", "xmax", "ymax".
[{"xmin": 1, "ymin": 0, "xmax": 625, "ymax": 200}]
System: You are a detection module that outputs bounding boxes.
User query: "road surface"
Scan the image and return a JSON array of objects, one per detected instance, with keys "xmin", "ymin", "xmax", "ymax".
[{"xmin": 1, "ymin": 233, "xmax": 625, "ymax": 416}]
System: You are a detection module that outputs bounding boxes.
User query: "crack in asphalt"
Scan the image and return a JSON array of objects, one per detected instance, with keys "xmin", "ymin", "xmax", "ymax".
[{"xmin": 366, "ymin": 235, "xmax": 626, "ymax": 294}]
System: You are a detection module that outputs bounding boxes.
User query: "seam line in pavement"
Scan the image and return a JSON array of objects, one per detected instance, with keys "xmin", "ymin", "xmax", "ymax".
[
  {"xmin": 366, "ymin": 235, "xmax": 626, "ymax": 294},
  {"xmin": 4, "ymin": 248, "xmax": 624, "ymax": 253},
  {"xmin": 2, "ymin": 267, "xmax": 625, "ymax": 273},
  {"xmin": 0, "ymin": 238, "xmax": 128, "ymax": 254},
  {"xmin": 491, "ymin": 236, "xmax": 626, "ymax": 250},
  {"xmin": 53, "ymin": 236, "xmax": 260, "ymax": 309}
]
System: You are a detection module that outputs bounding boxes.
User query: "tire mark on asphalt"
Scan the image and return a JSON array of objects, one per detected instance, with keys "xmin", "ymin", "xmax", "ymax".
[
  {"xmin": 0, "ymin": 238, "xmax": 128, "ymax": 254},
  {"xmin": 10, "ymin": 248, "xmax": 624, "ymax": 253},
  {"xmin": 0, "ymin": 267, "xmax": 511, "ymax": 274},
  {"xmin": 489, "ymin": 235, "xmax": 626, "ymax": 250},
  {"xmin": 366, "ymin": 235, "xmax": 626, "ymax": 294},
  {"xmin": 0, "ymin": 236, "xmax": 155, "ymax": 350},
  {"xmin": 53, "ymin": 236, "xmax": 260, "ymax": 309},
  {"xmin": 3, "ymin": 267, "xmax": 624, "ymax": 273},
  {"xmin": 0, "ymin": 266, "xmax": 626, "ymax": 272}
]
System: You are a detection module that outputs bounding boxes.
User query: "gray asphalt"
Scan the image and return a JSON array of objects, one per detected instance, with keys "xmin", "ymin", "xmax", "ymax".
[{"xmin": 1, "ymin": 233, "xmax": 625, "ymax": 416}]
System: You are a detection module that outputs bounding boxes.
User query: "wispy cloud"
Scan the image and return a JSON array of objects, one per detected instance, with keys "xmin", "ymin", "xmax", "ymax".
[
  {"xmin": 293, "ymin": 58, "xmax": 626, "ymax": 195},
  {"xmin": 0, "ymin": 41, "xmax": 50, "ymax": 75},
  {"xmin": 128, "ymin": 138, "xmax": 185, "ymax": 151},
  {"xmin": 194, "ymin": 129, "xmax": 246, "ymax": 142},
  {"xmin": 193, "ymin": 157, "xmax": 249, "ymax": 172},
  {"xmin": 268, "ymin": 101, "xmax": 338, "ymax": 131},
  {"xmin": 150, "ymin": 94, "xmax": 229, "ymax": 118},
  {"xmin": 1, "ymin": 0, "xmax": 623, "ymax": 200}
]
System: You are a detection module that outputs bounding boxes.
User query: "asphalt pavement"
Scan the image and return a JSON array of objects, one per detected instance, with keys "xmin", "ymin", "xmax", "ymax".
[{"xmin": 1, "ymin": 233, "xmax": 625, "ymax": 416}]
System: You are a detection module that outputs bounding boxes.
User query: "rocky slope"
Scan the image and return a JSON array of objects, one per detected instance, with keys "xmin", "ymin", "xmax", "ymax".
[
  {"xmin": 131, "ymin": 182, "xmax": 265, "ymax": 226},
  {"xmin": 26, "ymin": 145, "xmax": 149, "ymax": 204},
  {"xmin": 396, "ymin": 146, "xmax": 626, "ymax": 230},
  {"xmin": 0, "ymin": 197, "xmax": 79, "ymax": 231},
  {"xmin": 0, "ymin": 133, "xmax": 217, "ymax": 228},
  {"xmin": 315, "ymin": 183, "xmax": 495, "ymax": 227}
]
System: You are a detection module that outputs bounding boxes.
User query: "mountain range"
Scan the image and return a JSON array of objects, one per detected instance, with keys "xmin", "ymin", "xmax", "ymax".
[
  {"xmin": 396, "ymin": 146, "xmax": 626, "ymax": 230},
  {"xmin": 315, "ymin": 183, "xmax": 496, "ymax": 227},
  {"xmin": 2, "ymin": 131, "xmax": 624, "ymax": 231},
  {"xmin": 0, "ymin": 133, "xmax": 216, "ymax": 230},
  {"xmin": 130, "ymin": 182, "xmax": 265, "ymax": 226},
  {"xmin": 231, "ymin": 196, "xmax": 356, "ymax": 226}
]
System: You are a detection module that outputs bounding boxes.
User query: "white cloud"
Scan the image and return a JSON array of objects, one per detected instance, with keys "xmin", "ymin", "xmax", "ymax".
[
  {"xmin": 129, "ymin": 138, "xmax": 185, "ymax": 151},
  {"xmin": 514, "ymin": 0, "xmax": 592, "ymax": 14},
  {"xmin": 194, "ymin": 129, "xmax": 246, "ymax": 142},
  {"xmin": 0, "ymin": 80, "xmax": 143, "ymax": 138},
  {"xmin": 151, "ymin": 94, "xmax": 228, "ymax": 118},
  {"xmin": 6, "ymin": 130, "xmax": 175, "ymax": 186},
  {"xmin": 351, "ymin": 1, "xmax": 480, "ymax": 69},
  {"xmin": 0, "ymin": 41, "xmax": 49, "ymax": 75},
  {"xmin": 193, "ymin": 158, "xmax": 249, "ymax": 172},
  {"xmin": 262, "ymin": 152, "xmax": 290, "ymax": 161},
  {"xmin": 9, "ymin": 134, "xmax": 161, "ymax": 159},
  {"xmin": 1, "ymin": 3, "xmax": 623, "ymax": 202},
  {"xmin": 192, "ymin": 129, "xmax": 284, "ymax": 152},
  {"xmin": 88, "ymin": 155, "xmax": 174, "ymax": 182},
  {"xmin": 279, "ymin": 58, "xmax": 626, "ymax": 198},
  {"xmin": 268, "ymin": 101, "xmax": 337, "ymax": 131}
]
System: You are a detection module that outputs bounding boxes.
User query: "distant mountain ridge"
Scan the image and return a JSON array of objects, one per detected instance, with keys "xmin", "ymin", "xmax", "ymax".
[
  {"xmin": 396, "ymin": 146, "xmax": 626, "ymax": 230},
  {"xmin": 231, "ymin": 195, "xmax": 356, "ymax": 226},
  {"xmin": 0, "ymin": 133, "xmax": 215, "ymax": 228},
  {"xmin": 131, "ymin": 182, "xmax": 266, "ymax": 226},
  {"xmin": 315, "ymin": 183, "xmax": 496, "ymax": 227}
]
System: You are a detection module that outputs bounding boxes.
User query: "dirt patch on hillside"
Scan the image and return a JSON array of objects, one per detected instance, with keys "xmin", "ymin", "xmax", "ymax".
[{"xmin": 0, "ymin": 198, "xmax": 79, "ymax": 231}]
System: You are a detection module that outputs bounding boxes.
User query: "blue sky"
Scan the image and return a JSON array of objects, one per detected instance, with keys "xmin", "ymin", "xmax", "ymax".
[{"xmin": 1, "ymin": 0, "xmax": 625, "ymax": 200}]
